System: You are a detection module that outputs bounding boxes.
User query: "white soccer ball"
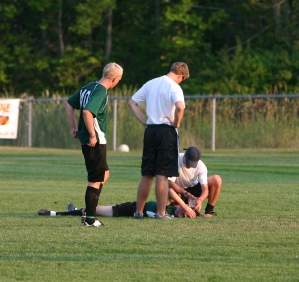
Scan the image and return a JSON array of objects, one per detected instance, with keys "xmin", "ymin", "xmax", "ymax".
[{"xmin": 118, "ymin": 144, "xmax": 130, "ymax": 152}]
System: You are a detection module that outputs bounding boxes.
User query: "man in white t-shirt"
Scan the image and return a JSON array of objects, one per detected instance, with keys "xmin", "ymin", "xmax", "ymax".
[
  {"xmin": 168, "ymin": 146, "xmax": 222, "ymax": 217},
  {"xmin": 128, "ymin": 62, "xmax": 189, "ymax": 219}
]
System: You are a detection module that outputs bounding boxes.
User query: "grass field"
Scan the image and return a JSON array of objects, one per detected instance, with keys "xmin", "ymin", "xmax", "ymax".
[{"xmin": 0, "ymin": 146, "xmax": 298, "ymax": 281}]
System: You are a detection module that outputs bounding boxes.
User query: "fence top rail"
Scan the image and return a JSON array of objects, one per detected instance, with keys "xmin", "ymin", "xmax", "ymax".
[
  {"xmin": 185, "ymin": 94, "xmax": 299, "ymax": 99},
  {"xmin": 15, "ymin": 93, "xmax": 299, "ymax": 103}
]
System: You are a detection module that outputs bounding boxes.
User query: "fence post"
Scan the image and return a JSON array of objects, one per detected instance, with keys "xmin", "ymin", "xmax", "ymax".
[
  {"xmin": 112, "ymin": 99, "xmax": 117, "ymax": 151},
  {"xmin": 211, "ymin": 97, "xmax": 216, "ymax": 151},
  {"xmin": 27, "ymin": 99, "xmax": 32, "ymax": 148}
]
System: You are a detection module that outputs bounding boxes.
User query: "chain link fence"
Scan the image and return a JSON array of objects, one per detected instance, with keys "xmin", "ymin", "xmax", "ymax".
[{"xmin": 0, "ymin": 95, "xmax": 298, "ymax": 150}]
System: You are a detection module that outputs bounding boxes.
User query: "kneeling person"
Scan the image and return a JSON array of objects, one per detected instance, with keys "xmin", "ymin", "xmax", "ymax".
[{"xmin": 168, "ymin": 146, "xmax": 222, "ymax": 216}]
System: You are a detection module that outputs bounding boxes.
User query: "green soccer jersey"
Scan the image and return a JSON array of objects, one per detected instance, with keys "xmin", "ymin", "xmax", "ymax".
[
  {"xmin": 144, "ymin": 201, "xmax": 176, "ymax": 216},
  {"xmin": 67, "ymin": 82, "xmax": 108, "ymax": 145}
]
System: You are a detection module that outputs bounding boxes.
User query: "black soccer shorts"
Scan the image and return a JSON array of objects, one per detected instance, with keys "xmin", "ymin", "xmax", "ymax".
[{"xmin": 81, "ymin": 143, "xmax": 109, "ymax": 182}]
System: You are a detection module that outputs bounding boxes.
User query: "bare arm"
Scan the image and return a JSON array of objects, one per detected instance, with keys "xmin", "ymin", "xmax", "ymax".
[
  {"xmin": 169, "ymin": 179, "xmax": 197, "ymax": 207},
  {"xmin": 168, "ymin": 180, "xmax": 186, "ymax": 195},
  {"xmin": 168, "ymin": 188, "xmax": 196, "ymax": 218},
  {"xmin": 83, "ymin": 109, "xmax": 97, "ymax": 146},
  {"xmin": 199, "ymin": 184, "xmax": 209, "ymax": 202},
  {"xmin": 65, "ymin": 102, "xmax": 78, "ymax": 138},
  {"xmin": 166, "ymin": 100, "xmax": 185, "ymax": 128},
  {"xmin": 173, "ymin": 100, "xmax": 184, "ymax": 128},
  {"xmin": 128, "ymin": 98, "xmax": 147, "ymax": 126},
  {"xmin": 194, "ymin": 184, "xmax": 209, "ymax": 213}
]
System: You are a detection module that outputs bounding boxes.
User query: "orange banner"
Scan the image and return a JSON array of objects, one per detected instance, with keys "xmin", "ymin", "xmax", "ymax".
[{"xmin": 0, "ymin": 99, "xmax": 20, "ymax": 139}]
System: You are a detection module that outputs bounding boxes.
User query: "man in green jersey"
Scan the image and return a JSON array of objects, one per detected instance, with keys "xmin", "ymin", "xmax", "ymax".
[{"xmin": 65, "ymin": 62, "xmax": 123, "ymax": 227}]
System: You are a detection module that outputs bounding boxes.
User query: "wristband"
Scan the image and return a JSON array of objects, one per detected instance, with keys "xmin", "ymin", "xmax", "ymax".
[{"xmin": 90, "ymin": 136, "xmax": 96, "ymax": 139}]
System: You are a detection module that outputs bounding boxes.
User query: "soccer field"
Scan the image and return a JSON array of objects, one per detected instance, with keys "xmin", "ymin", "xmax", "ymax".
[{"xmin": 0, "ymin": 147, "xmax": 298, "ymax": 281}]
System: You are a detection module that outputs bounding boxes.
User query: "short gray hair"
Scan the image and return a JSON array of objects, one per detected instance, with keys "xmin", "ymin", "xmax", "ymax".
[{"xmin": 103, "ymin": 63, "xmax": 123, "ymax": 79}]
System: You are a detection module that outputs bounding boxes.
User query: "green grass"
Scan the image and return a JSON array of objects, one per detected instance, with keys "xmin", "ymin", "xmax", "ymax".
[{"xmin": 0, "ymin": 147, "xmax": 298, "ymax": 281}]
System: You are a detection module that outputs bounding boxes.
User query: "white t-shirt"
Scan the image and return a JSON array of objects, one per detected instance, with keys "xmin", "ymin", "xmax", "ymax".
[
  {"xmin": 169, "ymin": 153, "xmax": 208, "ymax": 188},
  {"xmin": 131, "ymin": 75, "xmax": 185, "ymax": 125}
]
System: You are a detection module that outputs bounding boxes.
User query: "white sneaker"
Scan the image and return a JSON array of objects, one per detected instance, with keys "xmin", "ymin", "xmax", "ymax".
[
  {"xmin": 154, "ymin": 213, "xmax": 174, "ymax": 220},
  {"xmin": 84, "ymin": 220, "xmax": 104, "ymax": 227}
]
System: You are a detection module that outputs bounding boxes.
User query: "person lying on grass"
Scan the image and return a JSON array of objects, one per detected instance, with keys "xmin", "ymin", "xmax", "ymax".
[{"xmin": 38, "ymin": 188, "xmax": 213, "ymax": 219}]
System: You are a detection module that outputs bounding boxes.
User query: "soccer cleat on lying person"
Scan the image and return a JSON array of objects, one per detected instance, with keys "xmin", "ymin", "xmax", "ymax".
[
  {"xmin": 66, "ymin": 202, "xmax": 78, "ymax": 212},
  {"xmin": 38, "ymin": 209, "xmax": 50, "ymax": 216},
  {"xmin": 38, "ymin": 209, "xmax": 56, "ymax": 216},
  {"xmin": 84, "ymin": 220, "xmax": 104, "ymax": 227}
]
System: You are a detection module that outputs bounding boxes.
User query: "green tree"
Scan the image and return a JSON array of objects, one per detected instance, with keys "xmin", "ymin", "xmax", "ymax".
[{"xmin": 1, "ymin": 0, "xmax": 299, "ymax": 96}]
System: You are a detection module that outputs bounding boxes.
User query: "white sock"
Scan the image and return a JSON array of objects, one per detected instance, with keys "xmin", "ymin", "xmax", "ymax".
[{"xmin": 50, "ymin": 211, "xmax": 56, "ymax": 216}]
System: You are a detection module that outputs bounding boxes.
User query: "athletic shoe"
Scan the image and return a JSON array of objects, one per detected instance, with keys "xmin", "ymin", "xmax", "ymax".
[
  {"xmin": 38, "ymin": 209, "xmax": 50, "ymax": 216},
  {"xmin": 84, "ymin": 220, "xmax": 104, "ymax": 227},
  {"xmin": 154, "ymin": 213, "xmax": 174, "ymax": 220},
  {"xmin": 66, "ymin": 202, "xmax": 77, "ymax": 212},
  {"xmin": 133, "ymin": 212, "xmax": 144, "ymax": 219}
]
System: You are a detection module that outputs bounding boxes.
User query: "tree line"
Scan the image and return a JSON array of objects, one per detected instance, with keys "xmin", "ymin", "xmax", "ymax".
[{"xmin": 1, "ymin": 0, "xmax": 299, "ymax": 97}]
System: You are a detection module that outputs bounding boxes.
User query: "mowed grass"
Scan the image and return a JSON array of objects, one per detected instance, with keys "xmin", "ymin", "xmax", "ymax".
[{"xmin": 0, "ymin": 146, "xmax": 298, "ymax": 282}]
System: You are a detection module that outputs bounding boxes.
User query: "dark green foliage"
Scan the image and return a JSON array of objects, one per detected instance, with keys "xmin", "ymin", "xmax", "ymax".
[{"xmin": 1, "ymin": 1, "xmax": 299, "ymax": 96}]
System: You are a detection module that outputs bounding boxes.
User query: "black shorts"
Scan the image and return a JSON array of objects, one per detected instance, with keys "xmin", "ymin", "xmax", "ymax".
[
  {"xmin": 112, "ymin": 202, "xmax": 146, "ymax": 217},
  {"xmin": 81, "ymin": 143, "xmax": 108, "ymax": 182},
  {"xmin": 141, "ymin": 124, "xmax": 179, "ymax": 177},
  {"xmin": 185, "ymin": 183, "xmax": 202, "ymax": 197}
]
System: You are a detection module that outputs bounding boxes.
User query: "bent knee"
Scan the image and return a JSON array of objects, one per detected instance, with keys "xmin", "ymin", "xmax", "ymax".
[{"xmin": 209, "ymin": 174, "xmax": 222, "ymax": 186}]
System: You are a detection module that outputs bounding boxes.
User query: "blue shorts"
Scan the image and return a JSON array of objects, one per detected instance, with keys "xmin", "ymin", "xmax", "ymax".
[
  {"xmin": 141, "ymin": 124, "xmax": 179, "ymax": 177},
  {"xmin": 81, "ymin": 143, "xmax": 108, "ymax": 182}
]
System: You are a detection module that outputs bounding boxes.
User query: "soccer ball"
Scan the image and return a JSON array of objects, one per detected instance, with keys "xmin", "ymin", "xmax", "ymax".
[{"xmin": 118, "ymin": 144, "xmax": 130, "ymax": 152}]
